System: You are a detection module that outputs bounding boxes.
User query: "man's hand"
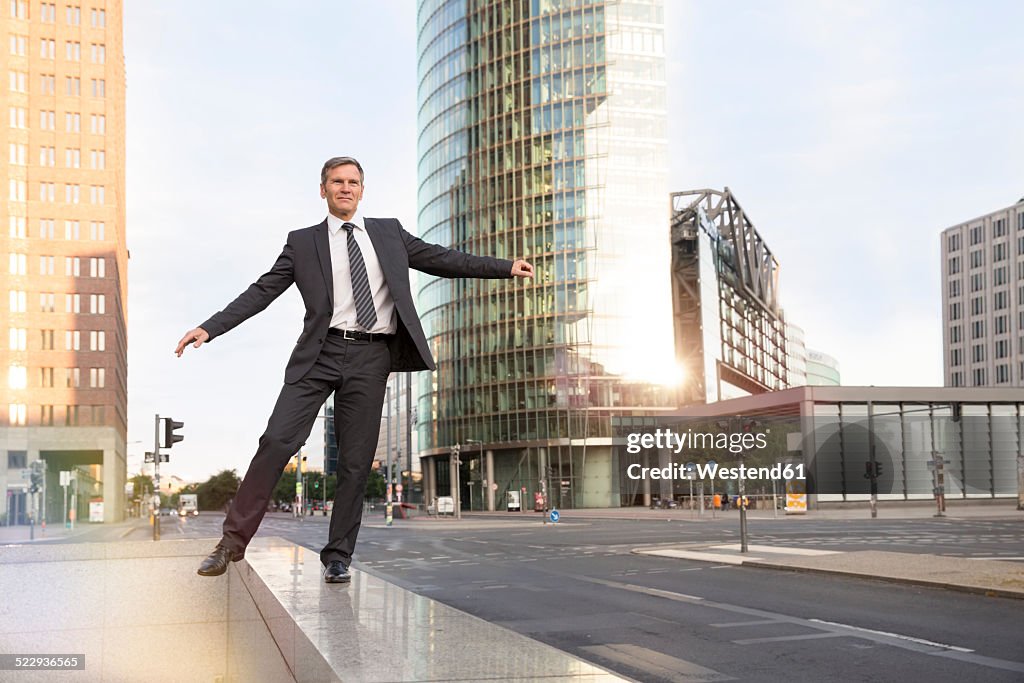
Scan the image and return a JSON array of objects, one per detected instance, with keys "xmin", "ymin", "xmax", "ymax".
[
  {"xmin": 175, "ymin": 327, "xmax": 210, "ymax": 357},
  {"xmin": 511, "ymin": 259, "xmax": 534, "ymax": 279}
]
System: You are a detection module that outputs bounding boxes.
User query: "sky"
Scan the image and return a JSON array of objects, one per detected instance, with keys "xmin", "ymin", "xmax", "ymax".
[{"xmin": 123, "ymin": 1, "xmax": 1024, "ymax": 483}]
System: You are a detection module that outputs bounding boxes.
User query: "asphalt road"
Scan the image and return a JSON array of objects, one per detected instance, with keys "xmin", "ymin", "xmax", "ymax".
[{"xmin": 103, "ymin": 511, "xmax": 1024, "ymax": 682}]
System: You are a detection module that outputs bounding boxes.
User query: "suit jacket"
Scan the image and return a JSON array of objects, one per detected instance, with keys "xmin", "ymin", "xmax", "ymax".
[{"xmin": 200, "ymin": 217, "xmax": 514, "ymax": 383}]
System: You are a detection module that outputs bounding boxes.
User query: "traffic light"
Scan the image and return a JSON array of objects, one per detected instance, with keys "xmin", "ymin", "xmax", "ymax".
[
  {"xmin": 29, "ymin": 461, "xmax": 43, "ymax": 494},
  {"xmin": 864, "ymin": 461, "xmax": 873, "ymax": 479},
  {"xmin": 163, "ymin": 417, "xmax": 184, "ymax": 448}
]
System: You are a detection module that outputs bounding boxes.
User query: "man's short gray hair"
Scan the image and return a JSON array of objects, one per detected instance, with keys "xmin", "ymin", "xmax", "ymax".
[{"xmin": 320, "ymin": 156, "xmax": 364, "ymax": 185}]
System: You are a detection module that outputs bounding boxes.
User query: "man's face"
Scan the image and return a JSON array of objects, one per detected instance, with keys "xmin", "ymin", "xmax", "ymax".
[{"xmin": 320, "ymin": 164, "xmax": 364, "ymax": 219}]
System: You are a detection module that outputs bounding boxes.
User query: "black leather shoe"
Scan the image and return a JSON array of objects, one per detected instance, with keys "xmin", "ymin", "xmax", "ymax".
[
  {"xmin": 323, "ymin": 560, "xmax": 351, "ymax": 583},
  {"xmin": 197, "ymin": 543, "xmax": 244, "ymax": 577}
]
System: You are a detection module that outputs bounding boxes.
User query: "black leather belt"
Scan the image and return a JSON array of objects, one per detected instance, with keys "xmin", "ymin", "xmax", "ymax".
[{"xmin": 327, "ymin": 328, "xmax": 393, "ymax": 343}]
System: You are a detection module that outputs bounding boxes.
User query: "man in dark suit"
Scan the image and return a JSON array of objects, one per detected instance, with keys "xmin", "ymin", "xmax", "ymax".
[{"xmin": 175, "ymin": 156, "xmax": 533, "ymax": 581}]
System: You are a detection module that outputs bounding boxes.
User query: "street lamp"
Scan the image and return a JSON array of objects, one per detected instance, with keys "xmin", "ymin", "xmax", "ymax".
[
  {"xmin": 465, "ymin": 439, "xmax": 484, "ymax": 512},
  {"xmin": 450, "ymin": 443, "xmax": 461, "ymax": 520}
]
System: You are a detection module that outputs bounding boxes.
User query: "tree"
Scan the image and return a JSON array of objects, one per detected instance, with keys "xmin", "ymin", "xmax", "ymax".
[
  {"xmin": 365, "ymin": 469, "xmax": 385, "ymax": 499},
  {"xmin": 196, "ymin": 469, "xmax": 241, "ymax": 511},
  {"xmin": 129, "ymin": 474, "xmax": 154, "ymax": 501}
]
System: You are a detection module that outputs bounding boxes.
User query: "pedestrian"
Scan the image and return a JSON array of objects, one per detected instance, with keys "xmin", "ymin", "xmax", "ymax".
[{"xmin": 176, "ymin": 156, "xmax": 534, "ymax": 582}]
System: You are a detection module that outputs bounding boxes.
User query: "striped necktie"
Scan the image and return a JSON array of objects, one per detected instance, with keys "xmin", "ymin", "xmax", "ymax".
[{"xmin": 342, "ymin": 222, "xmax": 377, "ymax": 330}]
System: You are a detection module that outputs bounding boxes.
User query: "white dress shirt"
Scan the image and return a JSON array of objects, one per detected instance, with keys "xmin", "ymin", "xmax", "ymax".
[{"xmin": 326, "ymin": 212, "xmax": 397, "ymax": 334}]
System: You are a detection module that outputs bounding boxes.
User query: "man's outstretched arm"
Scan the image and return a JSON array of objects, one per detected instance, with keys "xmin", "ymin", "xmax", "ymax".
[
  {"xmin": 175, "ymin": 239, "xmax": 296, "ymax": 357},
  {"xmin": 399, "ymin": 221, "xmax": 533, "ymax": 279}
]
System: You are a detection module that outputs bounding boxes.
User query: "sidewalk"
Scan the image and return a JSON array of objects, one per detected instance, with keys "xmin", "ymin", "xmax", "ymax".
[
  {"xmin": 0, "ymin": 516, "xmax": 146, "ymax": 544},
  {"xmin": 460, "ymin": 501, "xmax": 1023, "ymax": 522},
  {"xmin": 0, "ymin": 537, "xmax": 628, "ymax": 682},
  {"xmin": 633, "ymin": 542, "xmax": 1024, "ymax": 600}
]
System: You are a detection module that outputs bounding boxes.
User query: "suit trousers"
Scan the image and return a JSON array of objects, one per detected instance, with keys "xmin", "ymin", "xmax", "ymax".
[{"xmin": 220, "ymin": 334, "xmax": 391, "ymax": 566}]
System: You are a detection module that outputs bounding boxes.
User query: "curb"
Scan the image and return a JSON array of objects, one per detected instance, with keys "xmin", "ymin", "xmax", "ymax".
[{"xmin": 740, "ymin": 559, "xmax": 1024, "ymax": 601}]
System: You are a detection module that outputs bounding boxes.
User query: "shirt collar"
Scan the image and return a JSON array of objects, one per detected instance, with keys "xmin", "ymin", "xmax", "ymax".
[{"xmin": 327, "ymin": 211, "xmax": 365, "ymax": 236}]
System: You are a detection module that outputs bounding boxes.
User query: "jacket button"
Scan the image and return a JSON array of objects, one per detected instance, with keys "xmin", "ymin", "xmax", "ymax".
[{"xmin": 318, "ymin": 338, "xmax": 324, "ymax": 344}]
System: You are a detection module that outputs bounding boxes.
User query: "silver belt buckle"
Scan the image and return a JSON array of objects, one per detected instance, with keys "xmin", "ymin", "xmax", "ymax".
[{"xmin": 342, "ymin": 329, "xmax": 357, "ymax": 341}]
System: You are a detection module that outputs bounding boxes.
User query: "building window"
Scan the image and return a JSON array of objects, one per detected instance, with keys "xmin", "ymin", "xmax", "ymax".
[
  {"xmin": 89, "ymin": 43, "xmax": 104, "ymax": 63},
  {"xmin": 9, "ymin": 327, "xmax": 27, "ymax": 350},
  {"xmin": 948, "ymin": 279, "xmax": 960, "ymax": 298},
  {"xmin": 64, "ymin": 40, "xmax": 80, "ymax": 61},
  {"xmin": 65, "ymin": 148, "xmax": 80, "ymax": 168},
  {"xmin": 9, "ymin": 404, "xmax": 27, "ymax": 426},
  {"xmin": 7, "ymin": 451, "xmax": 27, "ymax": 468},
  {"xmin": 90, "ymin": 78, "xmax": 104, "ymax": 97},
  {"xmin": 9, "ymin": 1, "xmax": 27, "ymax": 19},
  {"xmin": 970, "ymin": 296, "xmax": 984, "ymax": 316},
  {"xmin": 65, "ymin": 330, "xmax": 80, "ymax": 351},
  {"xmin": 969, "ymin": 249, "xmax": 984, "ymax": 269},
  {"xmin": 40, "ymin": 405, "xmax": 53, "ymax": 425},
  {"xmin": 9, "ymin": 253, "xmax": 26, "ymax": 274},
  {"xmin": 9, "ymin": 106, "xmax": 26, "ymax": 128},
  {"xmin": 89, "ymin": 185, "xmax": 104, "ymax": 204},
  {"xmin": 40, "ymin": 329, "xmax": 54, "ymax": 350},
  {"xmin": 38, "ymin": 255, "xmax": 54, "ymax": 275},
  {"xmin": 995, "ymin": 266, "xmax": 1008, "ymax": 286},
  {"xmin": 65, "ymin": 111, "xmax": 80, "ymax": 132},
  {"xmin": 951, "ymin": 371, "xmax": 963, "ymax": 387},
  {"xmin": 39, "ymin": 109, "xmax": 54, "ymax": 130},
  {"xmin": 971, "ymin": 320, "xmax": 985, "ymax": 339},
  {"xmin": 969, "ymin": 273, "xmax": 984, "ymax": 292},
  {"xmin": 8, "ymin": 34, "xmax": 26, "ymax": 55},
  {"xmin": 993, "ymin": 242, "xmax": 1007, "ymax": 262},
  {"xmin": 89, "ymin": 293, "xmax": 104, "ymax": 314},
  {"xmin": 971, "ymin": 344, "xmax": 985, "ymax": 363},
  {"xmin": 89, "ymin": 257, "xmax": 105, "ymax": 277},
  {"xmin": 90, "ymin": 405, "xmax": 104, "ymax": 425},
  {"xmin": 39, "ymin": 367, "xmax": 53, "ymax": 387},
  {"xmin": 994, "ymin": 290, "xmax": 1008, "ymax": 310},
  {"xmin": 973, "ymin": 368, "xmax": 987, "ymax": 385},
  {"xmin": 969, "ymin": 225, "xmax": 984, "ymax": 245},
  {"xmin": 994, "ymin": 218, "xmax": 1007, "ymax": 237},
  {"xmin": 39, "ymin": 145, "xmax": 55, "ymax": 166},
  {"xmin": 65, "ymin": 4, "xmax": 80, "ymax": 25},
  {"xmin": 65, "ymin": 76, "xmax": 80, "ymax": 96},
  {"xmin": 949, "ymin": 325, "xmax": 961, "ymax": 343},
  {"xmin": 995, "ymin": 339, "xmax": 1009, "ymax": 359},
  {"xmin": 65, "ymin": 256, "xmax": 80, "ymax": 277},
  {"xmin": 39, "ymin": 182, "xmax": 55, "ymax": 202},
  {"xmin": 65, "ymin": 367, "xmax": 79, "ymax": 387},
  {"xmin": 65, "ymin": 293, "xmax": 80, "ymax": 313},
  {"xmin": 64, "ymin": 220, "xmax": 79, "ymax": 240},
  {"xmin": 65, "ymin": 405, "xmax": 79, "ymax": 426},
  {"xmin": 39, "ymin": 37, "xmax": 54, "ymax": 56},
  {"xmin": 89, "ymin": 330, "xmax": 105, "ymax": 351},
  {"xmin": 39, "ymin": 218, "xmax": 55, "ymax": 239},
  {"xmin": 9, "ymin": 216, "xmax": 26, "ymax": 238},
  {"xmin": 65, "ymin": 183, "xmax": 80, "ymax": 204},
  {"xmin": 950, "ymin": 348, "xmax": 962, "ymax": 367},
  {"xmin": 995, "ymin": 315, "xmax": 1007, "ymax": 335},
  {"xmin": 9, "ymin": 142, "xmax": 26, "ymax": 165},
  {"xmin": 8, "ymin": 70, "xmax": 27, "ymax": 92},
  {"xmin": 89, "ymin": 114, "xmax": 105, "ymax": 134},
  {"xmin": 8, "ymin": 363, "xmax": 27, "ymax": 389},
  {"xmin": 90, "ymin": 149, "xmax": 105, "ymax": 169},
  {"xmin": 9, "ymin": 179, "xmax": 27, "ymax": 201},
  {"xmin": 996, "ymin": 364, "xmax": 1010, "ymax": 383},
  {"xmin": 39, "ymin": 292, "xmax": 54, "ymax": 312},
  {"xmin": 89, "ymin": 221, "xmax": 104, "ymax": 240},
  {"xmin": 90, "ymin": 7, "xmax": 104, "ymax": 27},
  {"xmin": 9, "ymin": 290, "xmax": 26, "ymax": 312},
  {"xmin": 89, "ymin": 367, "xmax": 104, "ymax": 388}
]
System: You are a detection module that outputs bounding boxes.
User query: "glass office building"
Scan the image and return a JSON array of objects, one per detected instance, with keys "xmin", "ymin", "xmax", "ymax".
[{"xmin": 416, "ymin": 0, "xmax": 674, "ymax": 509}]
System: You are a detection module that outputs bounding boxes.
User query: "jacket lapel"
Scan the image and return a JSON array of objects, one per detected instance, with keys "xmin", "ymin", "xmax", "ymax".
[
  {"xmin": 313, "ymin": 219, "xmax": 334, "ymax": 309},
  {"xmin": 364, "ymin": 218, "xmax": 394, "ymax": 288}
]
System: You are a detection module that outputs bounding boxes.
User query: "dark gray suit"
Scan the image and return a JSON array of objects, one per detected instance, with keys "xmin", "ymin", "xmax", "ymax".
[{"xmin": 201, "ymin": 217, "xmax": 513, "ymax": 564}]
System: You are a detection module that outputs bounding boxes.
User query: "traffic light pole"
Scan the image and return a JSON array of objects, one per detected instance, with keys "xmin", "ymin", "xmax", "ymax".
[
  {"xmin": 867, "ymin": 401, "xmax": 878, "ymax": 519},
  {"xmin": 153, "ymin": 413, "xmax": 161, "ymax": 541}
]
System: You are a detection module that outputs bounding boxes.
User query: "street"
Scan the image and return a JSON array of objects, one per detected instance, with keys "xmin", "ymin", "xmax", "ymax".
[{"xmin": 36, "ymin": 509, "xmax": 1022, "ymax": 682}]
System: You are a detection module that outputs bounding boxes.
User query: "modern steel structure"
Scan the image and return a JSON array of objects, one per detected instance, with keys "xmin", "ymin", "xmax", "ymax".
[
  {"xmin": 941, "ymin": 197, "xmax": 1024, "ymax": 388},
  {"xmin": 1, "ymin": 1, "xmax": 127, "ymax": 523},
  {"xmin": 416, "ymin": 0, "xmax": 674, "ymax": 509},
  {"xmin": 669, "ymin": 188, "xmax": 789, "ymax": 405},
  {"xmin": 805, "ymin": 349, "xmax": 840, "ymax": 386}
]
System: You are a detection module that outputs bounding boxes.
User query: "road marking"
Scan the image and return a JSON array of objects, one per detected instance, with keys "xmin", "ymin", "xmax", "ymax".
[
  {"xmin": 581, "ymin": 643, "xmax": 735, "ymax": 682},
  {"xmin": 808, "ymin": 619, "xmax": 973, "ymax": 653},
  {"xmin": 966, "ymin": 556, "xmax": 1024, "ymax": 561},
  {"xmin": 710, "ymin": 620, "xmax": 781, "ymax": 628},
  {"xmin": 734, "ymin": 633, "xmax": 846, "ymax": 645}
]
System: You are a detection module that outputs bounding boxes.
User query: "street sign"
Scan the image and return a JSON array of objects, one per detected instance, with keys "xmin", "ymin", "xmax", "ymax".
[
  {"xmin": 926, "ymin": 459, "xmax": 951, "ymax": 469},
  {"xmin": 144, "ymin": 452, "xmax": 154, "ymax": 463},
  {"xmin": 60, "ymin": 470, "xmax": 71, "ymax": 486},
  {"xmin": 159, "ymin": 453, "xmax": 169, "ymax": 463},
  {"xmin": 549, "ymin": 509, "xmax": 560, "ymax": 523}
]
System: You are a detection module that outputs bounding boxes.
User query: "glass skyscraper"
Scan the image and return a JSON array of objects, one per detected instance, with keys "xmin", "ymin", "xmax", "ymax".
[{"xmin": 416, "ymin": 0, "xmax": 673, "ymax": 509}]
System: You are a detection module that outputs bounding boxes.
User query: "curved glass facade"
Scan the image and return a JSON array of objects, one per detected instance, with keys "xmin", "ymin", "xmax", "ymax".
[{"xmin": 416, "ymin": 0, "xmax": 672, "ymax": 507}]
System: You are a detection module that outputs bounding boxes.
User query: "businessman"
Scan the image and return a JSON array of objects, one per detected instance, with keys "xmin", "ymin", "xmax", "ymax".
[{"xmin": 176, "ymin": 156, "xmax": 533, "ymax": 581}]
